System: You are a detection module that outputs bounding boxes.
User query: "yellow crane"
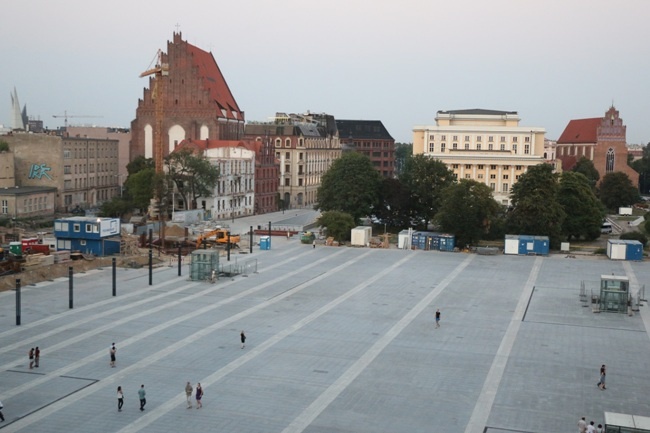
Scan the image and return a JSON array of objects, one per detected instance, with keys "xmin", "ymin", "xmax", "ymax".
[{"xmin": 140, "ymin": 49, "xmax": 169, "ymax": 219}]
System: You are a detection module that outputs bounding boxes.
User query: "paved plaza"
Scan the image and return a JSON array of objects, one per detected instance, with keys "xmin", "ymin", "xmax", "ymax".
[{"xmin": 1, "ymin": 226, "xmax": 650, "ymax": 432}]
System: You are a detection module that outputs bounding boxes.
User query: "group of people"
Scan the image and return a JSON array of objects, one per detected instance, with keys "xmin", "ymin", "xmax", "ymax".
[
  {"xmin": 184, "ymin": 382, "xmax": 203, "ymax": 409},
  {"xmin": 578, "ymin": 416, "xmax": 604, "ymax": 433},
  {"xmin": 116, "ymin": 385, "xmax": 147, "ymax": 412},
  {"xmin": 28, "ymin": 347, "xmax": 40, "ymax": 369}
]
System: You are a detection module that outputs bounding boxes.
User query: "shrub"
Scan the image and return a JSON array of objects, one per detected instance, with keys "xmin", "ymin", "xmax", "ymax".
[{"xmin": 620, "ymin": 231, "xmax": 648, "ymax": 247}]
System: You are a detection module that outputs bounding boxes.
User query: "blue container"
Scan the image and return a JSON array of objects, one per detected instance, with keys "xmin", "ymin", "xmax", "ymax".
[
  {"xmin": 411, "ymin": 232, "xmax": 422, "ymax": 250},
  {"xmin": 532, "ymin": 236, "xmax": 549, "ymax": 256},
  {"xmin": 438, "ymin": 234, "xmax": 456, "ymax": 252},
  {"xmin": 625, "ymin": 240, "xmax": 643, "ymax": 261},
  {"xmin": 427, "ymin": 233, "xmax": 440, "ymax": 251},
  {"xmin": 517, "ymin": 235, "xmax": 534, "ymax": 255},
  {"xmin": 260, "ymin": 235, "xmax": 271, "ymax": 250}
]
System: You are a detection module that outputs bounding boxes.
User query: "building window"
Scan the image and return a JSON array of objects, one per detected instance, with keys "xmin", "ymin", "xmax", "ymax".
[
  {"xmin": 515, "ymin": 165, "xmax": 522, "ymax": 170},
  {"xmin": 524, "ymin": 144, "xmax": 530, "ymax": 154},
  {"xmin": 500, "ymin": 144, "xmax": 505, "ymax": 151},
  {"xmin": 464, "ymin": 136, "xmax": 470, "ymax": 141},
  {"xmin": 503, "ymin": 183, "xmax": 509, "ymax": 192},
  {"xmin": 465, "ymin": 164, "xmax": 471, "ymax": 169},
  {"xmin": 500, "ymin": 136, "xmax": 506, "ymax": 142},
  {"xmin": 284, "ymin": 178, "xmax": 290, "ymax": 186},
  {"xmin": 465, "ymin": 174, "xmax": 471, "ymax": 179},
  {"xmin": 477, "ymin": 136, "xmax": 482, "ymax": 142},
  {"xmin": 478, "ymin": 165, "xmax": 484, "ymax": 169},
  {"xmin": 464, "ymin": 142, "xmax": 469, "ymax": 150},
  {"xmin": 429, "ymin": 143, "xmax": 434, "ymax": 152},
  {"xmin": 512, "ymin": 137, "xmax": 518, "ymax": 143},
  {"xmin": 64, "ymin": 165, "xmax": 71, "ymax": 174},
  {"xmin": 452, "ymin": 164, "xmax": 459, "ymax": 169},
  {"xmin": 73, "ymin": 224, "xmax": 80, "ymax": 232},
  {"xmin": 452, "ymin": 135, "xmax": 458, "ymax": 141},
  {"xmin": 525, "ymin": 136, "xmax": 530, "ymax": 142},
  {"xmin": 490, "ymin": 174, "xmax": 496, "ymax": 179},
  {"xmin": 488, "ymin": 136, "xmax": 493, "ymax": 142},
  {"xmin": 477, "ymin": 174, "xmax": 484, "ymax": 179},
  {"xmin": 503, "ymin": 165, "xmax": 510, "ymax": 170},
  {"xmin": 477, "ymin": 143, "xmax": 481, "ymax": 151},
  {"xmin": 489, "ymin": 183, "xmax": 495, "ymax": 191},
  {"xmin": 606, "ymin": 148, "xmax": 615, "ymax": 172},
  {"xmin": 285, "ymin": 138, "xmax": 291, "ymax": 147},
  {"xmin": 275, "ymin": 139, "xmax": 281, "ymax": 147},
  {"xmin": 285, "ymin": 152, "xmax": 290, "ymax": 159},
  {"xmin": 85, "ymin": 224, "xmax": 92, "ymax": 232},
  {"xmin": 503, "ymin": 174, "xmax": 509, "ymax": 180},
  {"xmin": 441, "ymin": 135, "xmax": 446, "ymax": 141},
  {"xmin": 490, "ymin": 165, "xmax": 497, "ymax": 170},
  {"xmin": 452, "ymin": 143, "xmax": 457, "ymax": 150},
  {"xmin": 488, "ymin": 143, "xmax": 493, "ymax": 151},
  {"xmin": 1, "ymin": 199, "xmax": 7, "ymax": 214},
  {"xmin": 441, "ymin": 143, "xmax": 446, "ymax": 152},
  {"xmin": 512, "ymin": 144, "xmax": 517, "ymax": 153}
]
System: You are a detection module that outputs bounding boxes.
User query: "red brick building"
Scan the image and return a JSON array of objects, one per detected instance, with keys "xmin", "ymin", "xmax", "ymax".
[
  {"xmin": 130, "ymin": 32, "xmax": 244, "ymax": 162},
  {"xmin": 556, "ymin": 106, "xmax": 637, "ymax": 183},
  {"xmin": 335, "ymin": 120, "xmax": 395, "ymax": 178}
]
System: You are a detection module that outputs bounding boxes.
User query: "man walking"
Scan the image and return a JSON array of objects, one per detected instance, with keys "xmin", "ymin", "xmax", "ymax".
[
  {"xmin": 0, "ymin": 400, "xmax": 5, "ymax": 422},
  {"xmin": 240, "ymin": 330, "xmax": 246, "ymax": 349},
  {"xmin": 34, "ymin": 347, "xmax": 40, "ymax": 368},
  {"xmin": 109, "ymin": 343, "xmax": 116, "ymax": 368},
  {"xmin": 185, "ymin": 382, "xmax": 193, "ymax": 408},
  {"xmin": 28, "ymin": 348, "xmax": 34, "ymax": 369},
  {"xmin": 578, "ymin": 416, "xmax": 587, "ymax": 433},
  {"xmin": 435, "ymin": 309, "xmax": 441, "ymax": 328},
  {"xmin": 138, "ymin": 384, "xmax": 146, "ymax": 411}
]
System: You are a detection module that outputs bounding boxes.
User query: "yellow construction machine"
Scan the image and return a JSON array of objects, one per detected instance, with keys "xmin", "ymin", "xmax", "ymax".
[{"xmin": 196, "ymin": 228, "xmax": 240, "ymax": 248}]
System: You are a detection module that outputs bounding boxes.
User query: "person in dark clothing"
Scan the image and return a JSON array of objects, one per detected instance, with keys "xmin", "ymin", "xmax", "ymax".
[
  {"xmin": 597, "ymin": 364, "xmax": 607, "ymax": 390},
  {"xmin": 241, "ymin": 331, "xmax": 246, "ymax": 349},
  {"xmin": 435, "ymin": 309, "xmax": 441, "ymax": 328},
  {"xmin": 34, "ymin": 347, "xmax": 40, "ymax": 367}
]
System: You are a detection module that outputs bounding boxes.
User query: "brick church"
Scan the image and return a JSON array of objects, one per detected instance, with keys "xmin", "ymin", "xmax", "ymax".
[
  {"xmin": 130, "ymin": 32, "xmax": 245, "ymax": 161},
  {"xmin": 556, "ymin": 106, "xmax": 637, "ymax": 183}
]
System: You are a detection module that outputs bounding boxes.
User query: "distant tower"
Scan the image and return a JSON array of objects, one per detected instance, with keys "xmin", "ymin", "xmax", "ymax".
[{"xmin": 10, "ymin": 87, "xmax": 27, "ymax": 130}]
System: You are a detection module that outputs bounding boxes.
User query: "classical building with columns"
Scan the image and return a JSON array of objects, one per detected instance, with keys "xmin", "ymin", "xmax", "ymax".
[{"xmin": 413, "ymin": 109, "xmax": 546, "ymax": 205}]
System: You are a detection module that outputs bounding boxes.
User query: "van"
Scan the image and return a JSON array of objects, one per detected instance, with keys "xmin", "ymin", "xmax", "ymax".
[{"xmin": 601, "ymin": 222, "xmax": 613, "ymax": 234}]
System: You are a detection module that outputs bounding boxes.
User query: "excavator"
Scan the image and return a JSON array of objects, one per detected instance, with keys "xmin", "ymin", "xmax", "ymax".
[{"xmin": 196, "ymin": 228, "xmax": 240, "ymax": 249}]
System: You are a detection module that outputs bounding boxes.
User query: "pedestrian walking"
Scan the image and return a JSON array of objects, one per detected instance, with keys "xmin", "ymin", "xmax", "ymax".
[
  {"xmin": 109, "ymin": 343, "xmax": 116, "ymax": 368},
  {"xmin": 596, "ymin": 424, "xmax": 604, "ymax": 433},
  {"xmin": 435, "ymin": 309, "xmax": 441, "ymax": 328},
  {"xmin": 240, "ymin": 330, "xmax": 246, "ymax": 349},
  {"xmin": 195, "ymin": 383, "xmax": 203, "ymax": 409},
  {"xmin": 0, "ymin": 400, "xmax": 5, "ymax": 422},
  {"xmin": 138, "ymin": 384, "xmax": 146, "ymax": 411},
  {"xmin": 587, "ymin": 421, "xmax": 596, "ymax": 433},
  {"xmin": 185, "ymin": 382, "xmax": 193, "ymax": 408},
  {"xmin": 597, "ymin": 364, "xmax": 606, "ymax": 390},
  {"xmin": 28, "ymin": 348, "xmax": 34, "ymax": 369},
  {"xmin": 312, "ymin": 240, "xmax": 316, "ymax": 249},
  {"xmin": 117, "ymin": 386, "xmax": 124, "ymax": 412},
  {"xmin": 578, "ymin": 416, "xmax": 587, "ymax": 433},
  {"xmin": 34, "ymin": 347, "xmax": 40, "ymax": 368}
]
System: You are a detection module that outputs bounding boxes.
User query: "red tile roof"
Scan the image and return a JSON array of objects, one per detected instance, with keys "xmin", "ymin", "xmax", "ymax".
[
  {"xmin": 185, "ymin": 43, "xmax": 243, "ymax": 122},
  {"xmin": 557, "ymin": 118, "xmax": 601, "ymax": 144}
]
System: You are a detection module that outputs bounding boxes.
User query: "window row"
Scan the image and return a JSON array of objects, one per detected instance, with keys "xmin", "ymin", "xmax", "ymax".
[{"xmin": 429, "ymin": 142, "xmax": 530, "ymax": 154}]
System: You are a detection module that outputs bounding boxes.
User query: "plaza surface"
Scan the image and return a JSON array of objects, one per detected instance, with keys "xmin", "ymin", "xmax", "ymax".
[{"xmin": 1, "ymin": 225, "xmax": 649, "ymax": 432}]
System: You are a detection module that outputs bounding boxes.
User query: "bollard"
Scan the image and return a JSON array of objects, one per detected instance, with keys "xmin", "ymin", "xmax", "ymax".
[
  {"xmin": 178, "ymin": 244, "xmax": 182, "ymax": 277},
  {"xmin": 68, "ymin": 266, "xmax": 74, "ymax": 309},
  {"xmin": 268, "ymin": 221, "xmax": 272, "ymax": 249},
  {"xmin": 227, "ymin": 232, "xmax": 231, "ymax": 262},
  {"xmin": 16, "ymin": 278, "xmax": 21, "ymax": 326},
  {"xmin": 112, "ymin": 257, "xmax": 116, "ymax": 296},
  {"xmin": 148, "ymin": 229, "xmax": 153, "ymax": 286},
  {"xmin": 249, "ymin": 225, "xmax": 253, "ymax": 254}
]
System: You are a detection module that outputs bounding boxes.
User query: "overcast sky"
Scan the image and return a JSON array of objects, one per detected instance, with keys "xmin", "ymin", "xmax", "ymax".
[{"xmin": 2, "ymin": 0, "xmax": 649, "ymax": 144}]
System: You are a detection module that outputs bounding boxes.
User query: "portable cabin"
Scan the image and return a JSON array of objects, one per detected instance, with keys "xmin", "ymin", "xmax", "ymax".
[{"xmin": 607, "ymin": 239, "xmax": 643, "ymax": 261}]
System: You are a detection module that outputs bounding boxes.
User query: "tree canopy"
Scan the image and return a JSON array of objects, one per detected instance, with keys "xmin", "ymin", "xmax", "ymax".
[
  {"xmin": 316, "ymin": 152, "xmax": 382, "ymax": 222},
  {"xmin": 317, "ymin": 211, "xmax": 357, "ymax": 242},
  {"xmin": 572, "ymin": 156, "xmax": 600, "ymax": 189},
  {"xmin": 394, "ymin": 142, "xmax": 412, "ymax": 177},
  {"xmin": 436, "ymin": 180, "xmax": 501, "ymax": 247},
  {"xmin": 373, "ymin": 178, "xmax": 413, "ymax": 228},
  {"xmin": 507, "ymin": 163, "xmax": 565, "ymax": 246},
  {"xmin": 400, "ymin": 154, "xmax": 455, "ymax": 227},
  {"xmin": 557, "ymin": 171, "xmax": 603, "ymax": 241},
  {"xmin": 599, "ymin": 172, "xmax": 640, "ymax": 210},
  {"xmin": 165, "ymin": 149, "xmax": 220, "ymax": 210}
]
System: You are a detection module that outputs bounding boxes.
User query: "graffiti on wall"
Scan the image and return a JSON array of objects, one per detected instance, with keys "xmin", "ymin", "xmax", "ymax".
[{"xmin": 28, "ymin": 163, "xmax": 53, "ymax": 180}]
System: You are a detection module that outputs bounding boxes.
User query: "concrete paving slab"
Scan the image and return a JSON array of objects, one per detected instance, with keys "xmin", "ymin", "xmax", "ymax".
[{"xmin": 0, "ymin": 242, "xmax": 648, "ymax": 433}]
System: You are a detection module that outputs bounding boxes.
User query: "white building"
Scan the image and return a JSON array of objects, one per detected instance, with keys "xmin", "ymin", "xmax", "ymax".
[{"xmin": 413, "ymin": 109, "xmax": 546, "ymax": 205}]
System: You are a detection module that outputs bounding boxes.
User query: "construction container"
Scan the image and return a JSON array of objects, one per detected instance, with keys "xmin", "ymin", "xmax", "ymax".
[
  {"xmin": 9, "ymin": 242, "xmax": 22, "ymax": 255},
  {"xmin": 351, "ymin": 226, "xmax": 371, "ymax": 247},
  {"xmin": 607, "ymin": 239, "xmax": 643, "ymax": 261},
  {"xmin": 504, "ymin": 234, "xmax": 549, "ymax": 256},
  {"xmin": 438, "ymin": 234, "xmax": 456, "ymax": 252},
  {"xmin": 398, "ymin": 230, "xmax": 411, "ymax": 249},
  {"xmin": 260, "ymin": 235, "xmax": 271, "ymax": 250}
]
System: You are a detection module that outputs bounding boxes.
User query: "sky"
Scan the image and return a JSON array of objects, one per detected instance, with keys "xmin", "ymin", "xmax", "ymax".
[{"xmin": 2, "ymin": 0, "xmax": 650, "ymax": 144}]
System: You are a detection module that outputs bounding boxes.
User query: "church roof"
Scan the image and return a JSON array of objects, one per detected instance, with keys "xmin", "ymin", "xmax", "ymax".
[
  {"xmin": 185, "ymin": 41, "xmax": 243, "ymax": 121},
  {"xmin": 557, "ymin": 118, "xmax": 601, "ymax": 144}
]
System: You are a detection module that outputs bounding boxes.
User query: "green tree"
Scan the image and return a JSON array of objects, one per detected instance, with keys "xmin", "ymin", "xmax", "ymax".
[
  {"xmin": 630, "ymin": 143, "xmax": 650, "ymax": 194},
  {"xmin": 620, "ymin": 231, "xmax": 648, "ymax": 247},
  {"xmin": 400, "ymin": 154, "xmax": 455, "ymax": 227},
  {"xmin": 558, "ymin": 171, "xmax": 604, "ymax": 241},
  {"xmin": 599, "ymin": 172, "xmax": 640, "ymax": 210},
  {"xmin": 317, "ymin": 211, "xmax": 357, "ymax": 242},
  {"xmin": 126, "ymin": 155, "xmax": 155, "ymax": 175},
  {"xmin": 394, "ymin": 142, "xmax": 412, "ymax": 177},
  {"xmin": 436, "ymin": 180, "xmax": 501, "ymax": 247},
  {"xmin": 572, "ymin": 156, "xmax": 600, "ymax": 189},
  {"xmin": 165, "ymin": 149, "xmax": 220, "ymax": 210},
  {"xmin": 126, "ymin": 168, "xmax": 157, "ymax": 211},
  {"xmin": 374, "ymin": 178, "xmax": 412, "ymax": 228},
  {"xmin": 507, "ymin": 163, "xmax": 565, "ymax": 246},
  {"xmin": 99, "ymin": 196, "xmax": 132, "ymax": 219},
  {"xmin": 316, "ymin": 152, "xmax": 382, "ymax": 222}
]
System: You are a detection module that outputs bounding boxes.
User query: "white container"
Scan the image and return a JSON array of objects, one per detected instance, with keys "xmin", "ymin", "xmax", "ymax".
[
  {"xmin": 351, "ymin": 226, "xmax": 371, "ymax": 247},
  {"xmin": 607, "ymin": 240, "xmax": 627, "ymax": 260},
  {"xmin": 619, "ymin": 207, "xmax": 633, "ymax": 215},
  {"xmin": 504, "ymin": 235, "xmax": 519, "ymax": 255}
]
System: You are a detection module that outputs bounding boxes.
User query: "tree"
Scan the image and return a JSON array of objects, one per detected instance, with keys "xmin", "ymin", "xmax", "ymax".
[
  {"xmin": 316, "ymin": 152, "xmax": 382, "ymax": 222},
  {"xmin": 373, "ymin": 178, "xmax": 412, "ymax": 228},
  {"xmin": 317, "ymin": 211, "xmax": 357, "ymax": 242},
  {"xmin": 400, "ymin": 154, "xmax": 455, "ymax": 227},
  {"xmin": 99, "ymin": 196, "xmax": 132, "ymax": 219},
  {"xmin": 436, "ymin": 180, "xmax": 501, "ymax": 247},
  {"xmin": 630, "ymin": 142, "xmax": 650, "ymax": 195},
  {"xmin": 165, "ymin": 149, "xmax": 219, "ymax": 210},
  {"xmin": 557, "ymin": 171, "xmax": 604, "ymax": 241},
  {"xmin": 599, "ymin": 172, "xmax": 640, "ymax": 211},
  {"xmin": 126, "ymin": 155, "xmax": 154, "ymax": 175},
  {"xmin": 620, "ymin": 231, "xmax": 648, "ymax": 247},
  {"xmin": 394, "ymin": 142, "xmax": 412, "ymax": 177},
  {"xmin": 572, "ymin": 156, "xmax": 600, "ymax": 189},
  {"xmin": 125, "ymin": 168, "xmax": 157, "ymax": 212},
  {"xmin": 507, "ymin": 163, "xmax": 565, "ymax": 246}
]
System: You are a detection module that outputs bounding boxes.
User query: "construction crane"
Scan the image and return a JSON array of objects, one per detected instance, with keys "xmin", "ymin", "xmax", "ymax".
[
  {"xmin": 140, "ymin": 49, "xmax": 169, "ymax": 220},
  {"xmin": 52, "ymin": 111, "xmax": 103, "ymax": 128},
  {"xmin": 140, "ymin": 49, "xmax": 169, "ymax": 175}
]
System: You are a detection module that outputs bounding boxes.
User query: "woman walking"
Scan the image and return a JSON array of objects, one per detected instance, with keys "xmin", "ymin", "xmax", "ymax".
[
  {"xmin": 597, "ymin": 364, "xmax": 607, "ymax": 390},
  {"xmin": 240, "ymin": 331, "xmax": 246, "ymax": 349},
  {"xmin": 195, "ymin": 383, "xmax": 203, "ymax": 409},
  {"xmin": 117, "ymin": 386, "xmax": 124, "ymax": 412}
]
